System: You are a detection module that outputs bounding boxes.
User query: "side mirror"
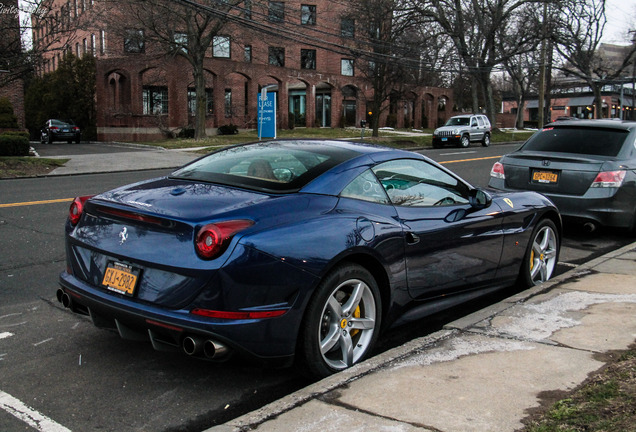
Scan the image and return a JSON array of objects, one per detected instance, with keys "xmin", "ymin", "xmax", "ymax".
[{"xmin": 469, "ymin": 189, "xmax": 492, "ymax": 209}]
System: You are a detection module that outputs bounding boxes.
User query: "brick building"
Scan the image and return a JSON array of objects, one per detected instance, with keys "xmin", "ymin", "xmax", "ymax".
[
  {"xmin": 33, "ymin": 0, "xmax": 453, "ymax": 141},
  {"xmin": 0, "ymin": 0, "xmax": 25, "ymax": 129}
]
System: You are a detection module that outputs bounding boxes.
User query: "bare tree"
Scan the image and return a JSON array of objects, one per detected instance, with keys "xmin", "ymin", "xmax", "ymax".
[
  {"xmin": 502, "ymin": 50, "xmax": 542, "ymax": 128},
  {"xmin": 342, "ymin": 0, "xmax": 448, "ymax": 136},
  {"xmin": 406, "ymin": 0, "xmax": 541, "ymax": 127},
  {"xmin": 551, "ymin": 0, "xmax": 636, "ymax": 119},
  {"xmin": 102, "ymin": 0, "xmax": 239, "ymax": 139}
]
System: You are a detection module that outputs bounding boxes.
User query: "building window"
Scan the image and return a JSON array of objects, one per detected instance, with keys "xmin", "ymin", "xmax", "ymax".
[
  {"xmin": 213, "ymin": 36, "xmax": 230, "ymax": 58},
  {"xmin": 301, "ymin": 5, "xmax": 316, "ymax": 25},
  {"xmin": 91, "ymin": 34, "xmax": 96, "ymax": 55},
  {"xmin": 188, "ymin": 88, "xmax": 214, "ymax": 115},
  {"xmin": 244, "ymin": 45, "xmax": 252, "ymax": 62},
  {"xmin": 124, "ymin": 29, "xmax": 144, "ymax": 53},
  {"xmin": 269, "ymin": 1, "xmax": 284, "ymax": 22},
  {"xmin": 224, "ymin": 89, "xmax": 232, "ymax": 117},
  {"xmin": 244, "ymin": 0, "xmax": 252, "ymax": 19},
  {"xmin": 341, "ymin": 59, "xmax": 354, "ymax": 76},
  {"xmin": 173, "ymin": 32, "xmax": 188, "ymax": 53},
  {"xmin": 269, "ymin": 46, "xmax": 285, "ymax": 67},
  {"xmin": 341, "ymin": 18, "xmax": 355, "ymax": 38},
  {"xmin": 100, "ymin": 30, "xmax": 106, "ymax": 55},
  {"xmin": 301, "ymin": 49, "xmax": 316, "ymax": 70},
  {"xmin": 143, "ymin": 86, "xmax": 168, "ymax": 115}
]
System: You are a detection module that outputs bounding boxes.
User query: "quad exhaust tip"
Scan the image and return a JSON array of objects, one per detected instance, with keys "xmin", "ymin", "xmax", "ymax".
[
  {"xmin": 182, "ymin": 335, "xmax": 229, "ymax": 360},
  {"xmin": 56, "ymin": 288, "xmax": 72, "ymax": 309}
]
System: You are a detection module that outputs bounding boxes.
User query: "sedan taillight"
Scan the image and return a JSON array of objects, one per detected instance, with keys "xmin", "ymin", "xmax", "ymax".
[
  {"xmin": 195, "ymin": 220, "xmax": 254, "ymax": 259},
  {"xmin": 490, "ymin": 162, "xmax": 505, "ymax": 179},
  {"xmin": 591, "ymin": 170, "xmax": 626, "ymax": 188},
  {"xmin": 69, "ymin": 196, "xmax": 94, "ymax": 226}
]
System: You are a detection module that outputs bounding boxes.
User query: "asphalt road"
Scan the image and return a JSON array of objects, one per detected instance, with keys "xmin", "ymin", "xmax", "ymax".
[{"xmin": 0, "ymin": 142, "xmax": 632, "ymax": 431}]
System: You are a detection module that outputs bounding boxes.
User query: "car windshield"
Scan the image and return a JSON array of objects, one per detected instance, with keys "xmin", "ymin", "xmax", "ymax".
[
  {"xmin": 170, "ymin": 141, "xmax": 360, "ymax": 192},
  {"xmin": 522, "ymin": 126, "xmax": 630, "ymax": 157},
  {"xmin": 444, "ymin": 117, "xmax": 470, "ymax": 126}
]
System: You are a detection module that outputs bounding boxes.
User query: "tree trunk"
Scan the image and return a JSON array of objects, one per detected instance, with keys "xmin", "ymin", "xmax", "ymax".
[{"xmin": 193, "ymin": 56, "xmax": 207, "ymax": 140}]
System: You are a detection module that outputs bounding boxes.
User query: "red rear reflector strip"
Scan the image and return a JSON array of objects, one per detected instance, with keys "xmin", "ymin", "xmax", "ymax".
[
  {"xmin": 145, "ymin": 319, "xmax": 184, "ymax": 332},
  {"xmin": 190, "ymin": 308, "xmax": 287, "ymax": 320}
]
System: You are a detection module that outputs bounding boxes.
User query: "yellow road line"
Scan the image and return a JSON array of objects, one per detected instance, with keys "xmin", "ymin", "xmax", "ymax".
[
  {"xmin": 439, "ymin": 155, "xmax": 503, "ymax": 164},
  {"xmin": 0, "ymin": 198, "xmax": 74, "ymax": 208}
]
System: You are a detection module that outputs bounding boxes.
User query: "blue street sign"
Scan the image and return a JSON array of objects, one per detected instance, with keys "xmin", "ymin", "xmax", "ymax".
[{"xmin": 258, "ymin": 93, "xmax": 276, "ymax": 139}]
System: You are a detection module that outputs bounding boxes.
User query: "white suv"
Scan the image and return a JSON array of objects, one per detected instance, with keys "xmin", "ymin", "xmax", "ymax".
[{"xmin": 432, "ymin": 114, "xmax": 492, "ymax": 148}]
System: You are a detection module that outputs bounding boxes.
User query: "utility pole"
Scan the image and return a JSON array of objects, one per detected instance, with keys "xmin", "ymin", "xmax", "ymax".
[{"xmin": 537, "ymin": 1, "xmax": 548, "ymax": 128}]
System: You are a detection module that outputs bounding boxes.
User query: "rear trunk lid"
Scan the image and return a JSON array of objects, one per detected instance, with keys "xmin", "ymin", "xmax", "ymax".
[{"xmin": 502, "ymin": 152, "xmax": 605, "ymax": 196}]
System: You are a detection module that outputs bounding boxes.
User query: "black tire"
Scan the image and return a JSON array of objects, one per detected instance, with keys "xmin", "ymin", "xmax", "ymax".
[
  {"xmin": 47, "ymin": 133, "xmax": 53, "ymax": 144},
  {"xmin": 459, "ymin": 134, "xmax": 470, "ymax": 148},
  {"xmin": 520, "ymin": 218, "xmax": 559, "ymax": 287},
  {"xmin": 482, "ymin": 133, "xmax": 491, "ymax": 147},
  {"xmin": 298, "ymin": 264, "xmax": 381, "ymax": 378}
]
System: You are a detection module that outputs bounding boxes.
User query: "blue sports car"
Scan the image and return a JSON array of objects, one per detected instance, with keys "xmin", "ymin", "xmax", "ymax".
[{"xmin": 58, "ymin": 140, "xmax": 561, "ymax": 377}]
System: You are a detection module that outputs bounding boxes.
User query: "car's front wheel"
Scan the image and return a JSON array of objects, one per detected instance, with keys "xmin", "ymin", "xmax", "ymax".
[
  {"xmin": 299, "ymin": 264, "xmax": 381, "ymax": 378},
  {"xmin": 460, "ymin": 135, "xmax": 470, "ymax": 148},
  {"xmin": 521, "ymin": 219, "xmax": 559, "ymax": 287}
]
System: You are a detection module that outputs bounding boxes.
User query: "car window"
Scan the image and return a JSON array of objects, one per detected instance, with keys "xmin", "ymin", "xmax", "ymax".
[
  {"xmin": 523, "ymin": 127, "xmax": 630, "ymax": 157},
  {"xmin": 170, "ymin": 141, "xmax": 360, "ymax": 192},
  {"xmin": 341, "ymin": 169, "xmax": 389, "ymax": 204},
  {"xmin": 372, "ymin": 159, "xmax": 470, "ymax": 207},
  {"xmin": 477, "ymin": 117, "xmax": 484, "ymax": 127},
  {"xmin": 471, "ymin": 118, "xmax": 478, "ymax": 127},
  {"xmin": 445, "ymin": 117, "xmax": 469, "ymax": 126}
]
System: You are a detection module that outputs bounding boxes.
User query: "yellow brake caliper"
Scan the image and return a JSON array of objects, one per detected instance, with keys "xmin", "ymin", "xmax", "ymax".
[{"xmin": 350, "ymin": 306, "xmax": 361, "ymax": 337}]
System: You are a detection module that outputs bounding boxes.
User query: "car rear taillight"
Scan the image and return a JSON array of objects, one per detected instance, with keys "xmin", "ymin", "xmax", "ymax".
[
  {"xmin": 50, "ymin": 126, "xmax": 59, "ymax": 131},
  {"xmin": 69, "ymin": 196, "xmax": 94, "ymax": 226},
  {"xmin": 195, "ymin": 220, "xmax": 254, "ymax": 259},
  {"xmin": 72, "ymin": 127, "xmax": 80, "ymax": 131},
  {"xmin": 590, "ymin": 170, "xmax": 626, "ymax": 188},
  {"xmin": 490, "ymin": 162, "xmax": 505, "ymax": 179}
]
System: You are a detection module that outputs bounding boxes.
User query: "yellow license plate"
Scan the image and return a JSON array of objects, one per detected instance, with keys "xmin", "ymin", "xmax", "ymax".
[
  {"xmin": 532, "ymin": 171, "xmax": 558, "ymax": 183},
  {"xmin": 102, "ymin": 262, "xmax": 139, "ymax": 296}
]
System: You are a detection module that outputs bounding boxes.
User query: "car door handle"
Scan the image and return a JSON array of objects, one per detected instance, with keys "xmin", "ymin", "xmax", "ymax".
[{"xmin": 406, "ymin": 232, "xmax": 420, "ymax": 245}]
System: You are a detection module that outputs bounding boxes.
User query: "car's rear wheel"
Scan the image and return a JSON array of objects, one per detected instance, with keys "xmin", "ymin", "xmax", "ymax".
[
  {"xmin": 47, "ymin": 133, "xmax": 53, "ymax": 144},
  {"xmin": 521, "ymin": 219, "xmax": 559, "ymax": 287},
  {"xmin": 299, "ymin": 264, "xmax": 381, "ymax": 378},
  {"xmin": 460, "ymin": 135, "xmax": 470, "ymax": 148},
  {"xmin": 482, "ymin": 133, "xmax": 491, "ymax": 147}
]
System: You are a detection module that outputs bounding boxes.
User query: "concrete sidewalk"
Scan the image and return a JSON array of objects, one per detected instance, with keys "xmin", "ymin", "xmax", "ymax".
[
  {"xmin": 46, "ymin": 146, "xmax": 201, "ymax": 176},
  {"xmin": 209, "ymin": 242, "xmax": 636, "ymax": 432}
]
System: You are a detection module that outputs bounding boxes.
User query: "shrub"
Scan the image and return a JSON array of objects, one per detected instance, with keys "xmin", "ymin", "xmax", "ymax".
[
  {"xmin": 0, "ymin": 98, "xmax": 19, "ymax": 129},
  {"xmin": 217, "ymin": 124, "xmax": 238, "ymax": 135},
  {"xmin": 178, "ymin": 127, "xmax": 196, "ymax": 139},
  {"xmin": 0, "ymin": 134, "xmax": 30, "ymax": 156}
]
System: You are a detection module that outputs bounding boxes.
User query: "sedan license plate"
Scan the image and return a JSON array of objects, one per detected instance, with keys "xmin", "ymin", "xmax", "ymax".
[
  {"xmin": 532, "ymin": 170, "xmax": 559, "ymax": 184},
  {"xmin": 102, "ymin": 262, "xmax": 140, "ymax": 296}
]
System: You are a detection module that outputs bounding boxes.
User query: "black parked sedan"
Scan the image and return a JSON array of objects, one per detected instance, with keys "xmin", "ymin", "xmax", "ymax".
[
  {"xmin": 489, "ymin": 119, "xmax": 636, "ymax": 233},
  {"xmin": 41, "ymin": 119, "xmax": 81, "ymax": 144}
]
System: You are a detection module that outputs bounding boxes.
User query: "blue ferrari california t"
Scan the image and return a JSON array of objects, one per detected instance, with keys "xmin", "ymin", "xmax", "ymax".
[{"xmin": 58, "ymin": 140, "xmax": 561, "ymax": 377}]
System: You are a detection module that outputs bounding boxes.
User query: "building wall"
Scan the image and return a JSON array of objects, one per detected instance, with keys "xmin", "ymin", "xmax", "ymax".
[
  {"xmin": 34, "ymin": 0, "xmax": 454, "ymax": 141},
  {"xmin": 0, "ymin": 0, "xmax": 25, "ymax": 128}
]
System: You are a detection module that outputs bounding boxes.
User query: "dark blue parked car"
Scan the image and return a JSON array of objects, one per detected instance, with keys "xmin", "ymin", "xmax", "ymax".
[{"xmin": 58, "ymin": 140, "xmax": 561, "ymax": 377}]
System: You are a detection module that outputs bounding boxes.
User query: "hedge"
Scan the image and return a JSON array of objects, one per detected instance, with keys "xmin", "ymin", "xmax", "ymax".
[{"xmin": 0, "ymin": 134, "xmax": 30, "ymax": 156}]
